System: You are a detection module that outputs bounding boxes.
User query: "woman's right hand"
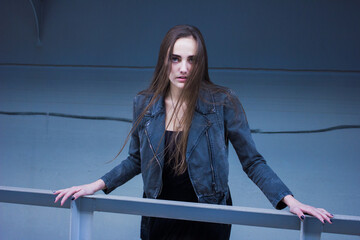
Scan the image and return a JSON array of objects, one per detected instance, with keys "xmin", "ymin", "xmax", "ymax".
[{"xmin": 54, "ymin": 179, "xmax": 106, "ymax": 206}]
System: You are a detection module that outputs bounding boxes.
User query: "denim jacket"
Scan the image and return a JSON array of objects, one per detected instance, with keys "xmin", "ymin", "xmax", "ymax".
[{"xmin": 101, "ymin": 88, "xmax": 292, "ymax": 210}]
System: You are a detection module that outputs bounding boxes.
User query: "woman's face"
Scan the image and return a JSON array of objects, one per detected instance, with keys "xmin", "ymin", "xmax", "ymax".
[{"xmin": 168, "ymin": 36, "xmax": 197, "ymax": 91}]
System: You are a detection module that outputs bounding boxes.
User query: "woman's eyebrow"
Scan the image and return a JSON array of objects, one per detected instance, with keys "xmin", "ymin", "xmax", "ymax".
[{"xmin": 171, "ymin": 54, "xmax": 195, "ymax": 58}]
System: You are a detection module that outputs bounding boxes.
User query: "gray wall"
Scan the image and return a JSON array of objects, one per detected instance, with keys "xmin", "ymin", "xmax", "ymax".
[{"xmin": 1, "ymin": 1, "xmax": 359, "ymax": 239}]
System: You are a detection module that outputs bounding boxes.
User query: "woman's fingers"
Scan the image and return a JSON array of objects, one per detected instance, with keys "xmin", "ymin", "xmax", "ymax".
[
  {"xmin": 53, "ymin": 189, "xmax": 63, "ymax": 195},
  {"xmin": 290, "ymin": 204, "xmax": 333, "ymax": 224},
  {"xmin": 315, "ymin": 208, "xmax": 333, "ymax": 224},
  {"xmin": 317, "ymin": 209, "xmax": 332, "ymax": 224},
  {"xmin": 290, "ymin": 207, "xmax": 305, "ymax": 221},
  {"xmin": 319, "ymin": 208, "xmax": 334, "ymax": 219},
  {"xmin": 54, "ymin": 185, "xmax": 95, "ymax": 205},
  {"xmin": 283, "ymin": 196, "xmax": 333, "ymax": 224},
  {"xmin": 306, "ymin": 207, "xmax": 326, "ymax": 223},
  {"xmin": 72, "ymin": 188, "xmax": 86, "ymax": 201},
  {"xmin": 54, "ymin": 189, "xmax": 68, "ymax": 203},
  {"xmin": 54, "ymin": 187, "xmax": 80, "ymax": 206},
  {"xmin": 54, "ymin": 181, "xmax": 103, "ymax": 206},
  {"xmin": 300, "ymin": 206, "xmax": 333, "ymax": 224},
  {"xmin": 61, "ymin": 189, "xmax": 78, "ymax": 206}
]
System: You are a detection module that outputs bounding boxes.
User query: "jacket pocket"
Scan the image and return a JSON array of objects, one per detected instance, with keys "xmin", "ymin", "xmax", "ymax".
[{"xmin": 199, "ymin": 192, "xmax": 226, "ymax": 205}]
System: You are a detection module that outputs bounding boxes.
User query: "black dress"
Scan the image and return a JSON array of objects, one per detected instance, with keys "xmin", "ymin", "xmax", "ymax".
[{"xmin": 142, "ymin": 131, "xmax": 231, "ymax": 240}]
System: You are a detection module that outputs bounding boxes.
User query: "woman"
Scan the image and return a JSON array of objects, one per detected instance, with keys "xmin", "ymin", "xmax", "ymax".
[{"xmin": 54, "ymin": 25, "xmax": 333, "ymax": 239}]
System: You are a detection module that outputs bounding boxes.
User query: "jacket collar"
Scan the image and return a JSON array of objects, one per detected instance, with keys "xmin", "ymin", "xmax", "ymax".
[
  {"xmin": 146, "ymin": 88, "xmax": 215, "ymax": 117},
  {"xmin": 143, "ymin": 88, "xmax": 214, "ymax": 168}
]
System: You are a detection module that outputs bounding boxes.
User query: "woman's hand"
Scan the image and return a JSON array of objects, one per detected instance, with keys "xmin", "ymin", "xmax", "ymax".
[
  {"xmin": 282, "ymin": 195, "xmax": 334, "ymax": 224},
  {"xmin": 54, "ymin": 179, "xmax": 106, "ymax": 206}
]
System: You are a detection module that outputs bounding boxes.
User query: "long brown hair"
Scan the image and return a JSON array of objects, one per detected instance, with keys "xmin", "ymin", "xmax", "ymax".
[
  {"xmin": 147, "ymin": 25, "xmax": 212, "ymax": 174},
  {"xmin": 115, "ymin": 25, "xmax": 228, "ymax": 175}
]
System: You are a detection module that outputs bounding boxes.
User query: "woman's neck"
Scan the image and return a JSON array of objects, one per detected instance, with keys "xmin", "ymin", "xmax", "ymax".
[
  {"xmin": 169, "ymin": 85, "xmax": 182, "ymax": 103},
  {"xmin": 165, "ymin": 85, "xmax": 186, "ymax": 131}
]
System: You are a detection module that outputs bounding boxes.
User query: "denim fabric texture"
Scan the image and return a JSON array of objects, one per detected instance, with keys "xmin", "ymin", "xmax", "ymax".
[{"xmin": 101, "ymin": 87, "xmax": 292, "ymax": 210}]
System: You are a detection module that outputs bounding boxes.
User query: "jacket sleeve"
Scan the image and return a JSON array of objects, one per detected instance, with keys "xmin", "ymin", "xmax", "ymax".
[
  {"xmin": 100, "ymin": 96, "xmax": 142, "ymax": 194},
  {"xmin": 224, "ymin": 90, "xmax": 292, "ymax": 209}
]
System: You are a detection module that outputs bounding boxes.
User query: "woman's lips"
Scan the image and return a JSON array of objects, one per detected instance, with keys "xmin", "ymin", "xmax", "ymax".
[{"xmin": 177, "ymin": 76, "xmax": 187, "ymax": 82}]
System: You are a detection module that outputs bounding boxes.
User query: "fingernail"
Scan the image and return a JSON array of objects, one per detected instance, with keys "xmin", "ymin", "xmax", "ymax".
[
  {"xmin": 330, "ymin": 219, "xmax": 332, "ymax": 223},
  {"xmin": 71, "ymin": 197, "xmax": 75, "ymax": 201},
  {"xmin": 52, "ymin": 190, "xmax": 56, "ymax": 194},
  {"xmin": 301, "ymin": 215, "xmax": 305, "ymax": 220},
  {"xmin": 330, "ymin": 213, "xmax": 334, "ymax": 217}
]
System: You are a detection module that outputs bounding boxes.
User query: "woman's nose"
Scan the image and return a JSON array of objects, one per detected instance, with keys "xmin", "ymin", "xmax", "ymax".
[{"xmin": 180, "ymin": 61, "xmax": 188, "ymax": 74}]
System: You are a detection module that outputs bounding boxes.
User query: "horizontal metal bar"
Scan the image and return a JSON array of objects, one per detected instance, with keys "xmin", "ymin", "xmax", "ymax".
[
  {"xmin": 0, "ymin": 186, "xmax": 70, "ymax": 209},
  {"xmin": 1, "ymin": 186, "xmax": 359, "ymax": 236},
  {"xmin": 323, "ymin": 214, "xmax": 360, "ymax": 236},
  {"xmin": 90, "ymin": 194, "xmax": 299, "ymax": 230}
]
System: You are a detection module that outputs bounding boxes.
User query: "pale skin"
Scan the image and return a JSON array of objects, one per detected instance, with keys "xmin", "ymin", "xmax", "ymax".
[{"xmin": 54, "ymin": 36, "xmax": 334, "ymax": 224}]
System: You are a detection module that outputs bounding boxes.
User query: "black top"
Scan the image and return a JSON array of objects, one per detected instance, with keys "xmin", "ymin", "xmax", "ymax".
[
  {"xmin": 144, "ymin": 131, "xmax": 231, "ymax": 240},
  {"xmin": 158, "ymin": 131, "xmax": 197, "ymax": 202}
]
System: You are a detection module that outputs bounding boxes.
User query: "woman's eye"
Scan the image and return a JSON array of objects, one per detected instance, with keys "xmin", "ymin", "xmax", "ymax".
[
  {"xmin": 188, "ymin": 57, "xmax": 193, "ymax": 63},
  {"xmin": 171, "ymin": 57, "xmax": 180, "ymax": 63}
]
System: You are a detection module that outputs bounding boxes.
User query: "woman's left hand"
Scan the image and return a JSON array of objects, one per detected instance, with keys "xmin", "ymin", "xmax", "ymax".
[{"xmin": 282, "ymin": 195, "xmax": 333, "ymax": 224}]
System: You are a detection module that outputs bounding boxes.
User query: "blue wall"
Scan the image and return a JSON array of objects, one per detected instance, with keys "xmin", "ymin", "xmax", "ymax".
[{"xmin": 1, "ymin": 1, "xmax": 359, "ymax": 239}]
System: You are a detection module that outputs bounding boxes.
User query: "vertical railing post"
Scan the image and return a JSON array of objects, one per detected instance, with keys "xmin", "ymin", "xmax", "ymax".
[
  {"xmin": 300, "ymin": 217, "xmax": 323, "ymax": 240},
  {"xmin": 70, "ymin": 198, "xmax": 94, "ymax": 240}
]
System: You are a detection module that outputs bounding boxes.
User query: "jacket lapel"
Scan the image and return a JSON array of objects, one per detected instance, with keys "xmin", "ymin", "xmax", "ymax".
[
  {"xmin": 144, "ymin": 90, "xmax": 215, "ymax": 164},
  {"xmin": 144, "ymin": 96, "xmax": 166, "ymax": 168},
  {"xmin": 185, "ymin": 112, "xmax": 211, "ymax": 160},
  {"xmin": 186, "ymin": 89, "xmax": 215, "ymax": 159}
]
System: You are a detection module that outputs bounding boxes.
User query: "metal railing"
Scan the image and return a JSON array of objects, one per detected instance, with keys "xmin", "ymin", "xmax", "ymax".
[{"xmin": 0, "ymin": 186, "xmax": 359, "ymax": 240}]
